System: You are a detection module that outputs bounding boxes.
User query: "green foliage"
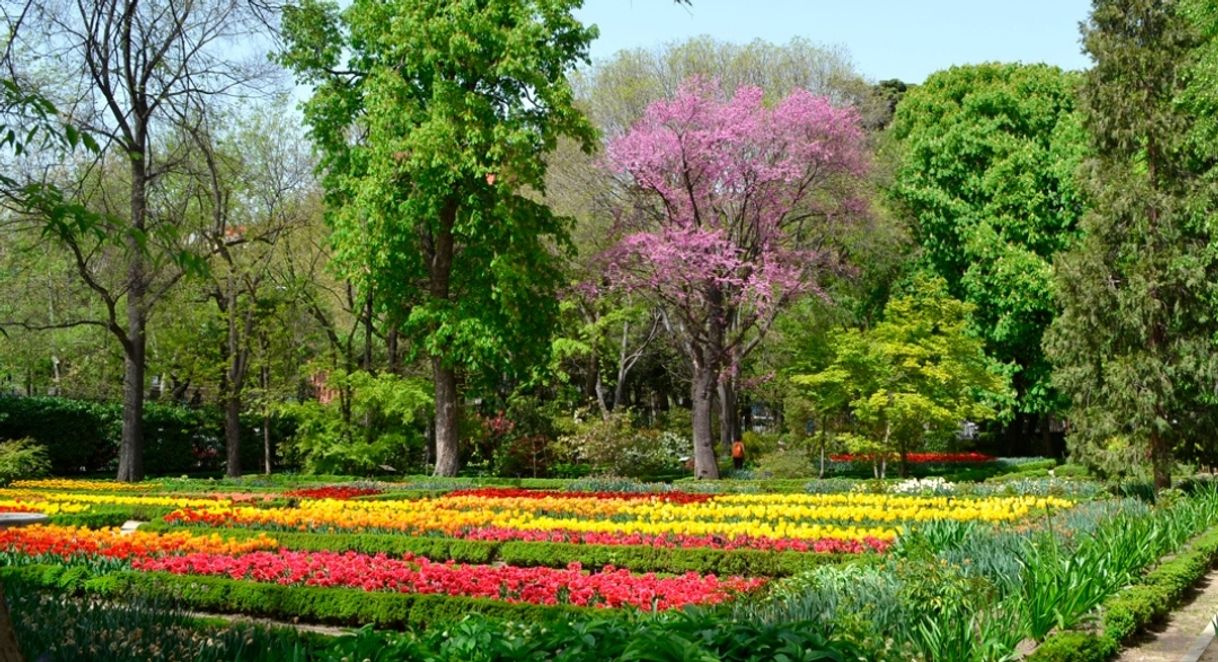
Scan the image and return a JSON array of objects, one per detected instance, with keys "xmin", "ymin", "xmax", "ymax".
[
  {"xmin": 2, "ymin": 565, "xmax": 583, "ymax": 630},
  {"xmin": 890, "ymin": 63, "xmax": 1086, "ymax": 417},
  {"xmin": 280, "ymin": 0, "xmax": 598, "ymax": 477},
  {"xmin": 558, "ymin": 413, "xmax": 688, "ymax": 478},
  {"xmin": 278, "ymin": 370, "xmax": 431, "ymax": 475},
  {"xmin": 1028, "ymin": 515, "xmax": 1218, "ymax": 661},
  {"xmin": 1045, "ymin": 0, "xmax": 1218, "ymax": 488},
  {"xmin": 754, "ymin": 447, "xmax": 815, "ymax": 479},
  {"xmin": 325, "ymin": 609, "xmax": 865, "ymax": 662},
  {"xmin": 0, "ymin": 437, "xmax": 49, "ymax": 483},
  {"xmin": 0, "ymin": 396, "xmax": 268, "ymax": 475},
  {"xmin": 793, "ymin": 275, "xmax": 1011, "ymax": 475},
  {"xmin": 4, "ymin": 581, "xmax": 316, "ymax": 662}
]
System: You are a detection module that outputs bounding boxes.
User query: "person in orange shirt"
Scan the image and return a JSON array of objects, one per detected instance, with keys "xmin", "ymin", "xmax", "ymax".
[{"xmin": 731, "ymin": 439, "xmax": 745, "ymax": 470}]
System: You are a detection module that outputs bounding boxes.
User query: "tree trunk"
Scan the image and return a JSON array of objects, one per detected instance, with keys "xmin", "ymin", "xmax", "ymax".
[
  {"xmin": 428, "ymin": 202, "xmax": 460, "ymax": 477},
  {"xmin": 117, "ymin": 334, "xmax": 145, "ymax": 482},
  {"xmin": 594, "ymin": 367, "xmax": 611, "ymax": 420},
  {"xmin": 1150, "ymin": 428, "xmax": 1172, "ymax": 489},
  {"xmin": 432, "ymin": 357, "xmax": 460, "ymax": 477},
  {"xmin": 117, "ymin": 150, "xmax": 148, "ymax": 483},
  {"xmin": 224, "ymin": 395, "xmax": 241, "ymax": 478},
  {"xmin": 263, "ymin": 411, "xmax": 272, "ymax": 475},
  {"xmin": 718, "ymin": 378, "xmax": 739, "ymax": 452},
  {"xmin": 691, "ymin": 362, "xmax": 719, "ymax": 479}
]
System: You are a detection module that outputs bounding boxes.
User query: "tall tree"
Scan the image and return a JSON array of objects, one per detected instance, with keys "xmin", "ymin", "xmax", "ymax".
[
  {"xmin": 188, "ymin": 107, "xmax": 314, "ymax": 477},
  {"xmin": 280, "ymin": 0, "xmax": 597, "ymax": 476},
  {"xmin": 603, "ymin": 79, "xmax": 869, "ymax": 479},
  {"xmin": 889, "ymin": 63, "xmax": 1086, "ymax": 448},
  {"xmin": 11, "ymin": 0, "xmax": 274, "ymax": 480},
  {"xmin": 1045, "ymin": 0, "xmax": 1218, "ymax": 488}
]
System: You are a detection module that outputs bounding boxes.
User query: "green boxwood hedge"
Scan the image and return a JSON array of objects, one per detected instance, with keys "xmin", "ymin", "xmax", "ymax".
[
  {"xmin": 1028, "ymin": 524, "xmax": 1218, "ymax": 661},
  {"xmin": 0, "ymin": 563, "xmax": 585, "ymax": 629}
]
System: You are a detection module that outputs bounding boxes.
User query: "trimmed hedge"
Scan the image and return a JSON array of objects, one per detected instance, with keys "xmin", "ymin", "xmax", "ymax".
[
  {"xmin": 0, "ymin": 563, "xmax": 586, "ymax": 629},
  {"xmin": 141, "ymin": 523, "xmax": 855, "ymax": 576},
  {"xmin": 1027, "ymin": 524, "xmax": 1218, "ymax": 661}
]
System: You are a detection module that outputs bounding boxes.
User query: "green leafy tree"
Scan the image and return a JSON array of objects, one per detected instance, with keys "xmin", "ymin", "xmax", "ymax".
[
  {"xmin": 794, "ymin": 276, "xmax": 1010, "ymax": 477},
  {"xmin": 890, "ymin": 63, "xmax": 1087, "ymax": 435},
  {"xmin": 279, "ymin": 0, "xmax": 597, "ymax": 476},
  {"xmin": 1045, "ymin": 0, "xmax": 1218, "ymax": 488}
]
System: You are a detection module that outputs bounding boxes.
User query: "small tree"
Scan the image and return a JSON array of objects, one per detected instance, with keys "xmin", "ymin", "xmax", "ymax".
[
  {"xmin": 794, "ymin": 276, "xmax": 1010, "ymax": 477},
  {"xmin": 603, "ymin": 78, "xmax": 869, "ymax": 479}
]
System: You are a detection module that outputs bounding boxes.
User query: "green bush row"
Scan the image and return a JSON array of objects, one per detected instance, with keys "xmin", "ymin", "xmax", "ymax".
[
  {"xmin": 143, "ymin": 522, "xmax": 852, "ymax": 576},
  {"xmin": 0, "ymin": 395, "xmax": 288, "ymax": 475},
  {"xmin": 49, "ymin": 505, "xmax": 175, "ymax": 528},
  {"xmin": 1027, "ymin": 523, "xmax": 1218, "ymax": 661},
  {"xmin": 0, "ymin": 563, "xmax": 585, "ymax": 630}
]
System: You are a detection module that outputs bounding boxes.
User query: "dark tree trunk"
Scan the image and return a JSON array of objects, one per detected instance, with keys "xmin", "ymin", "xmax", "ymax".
[
  {"xmin": 1150, "ymin": 428, "xmax": 1172, "ymax": 489},
  {"xmin": 387, "ymin": 323, "xmax": 401, "ymax": 375},
  {"xmin": 117, "ymin": 150, "xmax": 148, "ymax": 483},
  {"xmin": 429, "ymin": 203, "xmax": 460, "ymax": 476},
  {"xmin": 224, "ymin": 395, "xmax": 241, "ymax": 477},
  {"xmin": 432, "ymin": 357, "xmax": 460, "ymax": 476},
  {"xmin": 718, "ymin": 378, "xmax": 739, "ymax": 452},
  {"xmin": 691, "ymin": 361, "xmax": 719, "ymax": 479},
  {"xmin": 117, "ymin": 333, "xmax": 145, "ymax": 482}
]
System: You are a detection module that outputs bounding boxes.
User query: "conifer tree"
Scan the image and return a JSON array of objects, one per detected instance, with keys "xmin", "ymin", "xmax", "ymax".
[{"xmin": 1045, "ymin": 0, "xmax": 1218, "ymax": 488}]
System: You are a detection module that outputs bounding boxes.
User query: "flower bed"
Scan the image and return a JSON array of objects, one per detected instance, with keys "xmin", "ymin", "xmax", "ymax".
[
  {"xmin": 829, "ymin": 452, "xmax": 996, "ymax": 463},
  {"xmin": 132, "ymin": 549, "xmax": 763, "ymax": 610},
  {"xmin": 164, "ymin": 491, "xmax": 1072, "ymax": 551},
  {"xmin": 284, "ymin": 486, "xmax": 383, "ymax": 500},
  {"xmin": 0, "ymin": 525, "xmax": 278, "ymax": 559}
]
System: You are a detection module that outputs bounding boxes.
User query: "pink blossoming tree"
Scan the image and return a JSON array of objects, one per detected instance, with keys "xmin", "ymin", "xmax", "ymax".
[{"xmin": 603, "ymin": 78, "xmax": 869, "ymax": 478}]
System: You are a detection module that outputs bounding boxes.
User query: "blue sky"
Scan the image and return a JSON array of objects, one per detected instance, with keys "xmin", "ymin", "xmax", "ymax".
[{"xmin": 574, "ymin": 0, "xmax": 1094, "ymax": 84}]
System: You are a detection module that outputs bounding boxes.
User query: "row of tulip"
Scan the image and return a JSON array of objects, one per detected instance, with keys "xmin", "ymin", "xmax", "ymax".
[
  {"xmin": 829, "ymin": 452, "xmax": 996, "ymax": 463},
  {"xmin": 0, "ymin": 524, "xmax": 761, "ymax": 610},
  {"xmin": 284, "ymin": 486, "xmax": 383, "ymax": 500},
  {"xmin": 163, "ymin": 491, "xmax": 1073, "ymax": 549},
  {"xmin": 0, "ymin": 525, "xmax": 278, "ymax": 559},
  {"xmin": 10, "ymin": 478, "xmax": 160, "ymax": 491},
  {"xmin": 132, "ymin": 550, "xmax": 764, "ymax": 610},
  {"xmin": 0, "ymin": 489, "xmax": 227, "ymax": 511}
]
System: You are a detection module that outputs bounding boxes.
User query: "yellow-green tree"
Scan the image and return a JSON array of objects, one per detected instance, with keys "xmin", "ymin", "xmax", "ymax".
[{"xmin": 794, "ymin": 276, "xmax": 1010, "ymax": 477}]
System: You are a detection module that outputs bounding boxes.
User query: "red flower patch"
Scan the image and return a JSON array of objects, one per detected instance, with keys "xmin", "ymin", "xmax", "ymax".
[{"xmin": 284, "ymin": 486, "xmax": 383, "ymax": 500}]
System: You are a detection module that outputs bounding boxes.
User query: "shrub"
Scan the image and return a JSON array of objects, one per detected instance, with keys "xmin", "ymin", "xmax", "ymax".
[
  {"xmin": 559, "ymin": 413, "xmax": 686, "ymax": 478},
  {"xmin": 0, "ymin": 395, "xmax": 276, "ymax": 475},
  {"xmin": 277, "ymin": 371, "xmax": 431, "ymax": 475},
  {"xmin": 753, "ymin": 447, "xmax": 814, "ymax": 479},
  {"xmin": 0, "ymin": 437, "xmax": 49, "ymax": 484}
]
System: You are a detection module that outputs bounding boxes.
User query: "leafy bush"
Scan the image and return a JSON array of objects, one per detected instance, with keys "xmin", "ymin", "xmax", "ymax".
[
  {"xmin": 0, "ymin": 395, "xmax": 276, "ymax": 475},
  {"xmin": 0, "ymin": 437, "xmax": 49, "ymax": 483},
  {"xmin": 752, "ymin": 447, "xmax": 814, "ymax": 478},
  {"xmin": 558, "ymin": 413, "xmax": 687, "ymax": 478},
  {"xmin": 277, "ymin": 371, "xmax": 430, "ymax": 475}
]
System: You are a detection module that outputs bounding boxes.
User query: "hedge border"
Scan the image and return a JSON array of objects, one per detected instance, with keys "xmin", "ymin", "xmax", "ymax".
[
  {"xmin": 140, "ymin": 522, "xmax": 857, "ymax": 577},
  {"xmin": 0, "ymin": 563, "xmax": 589, "ymax": 630},
  {"xmin": 1027, "ymin": 524, "xmax": 1218, "ymax": 661}
]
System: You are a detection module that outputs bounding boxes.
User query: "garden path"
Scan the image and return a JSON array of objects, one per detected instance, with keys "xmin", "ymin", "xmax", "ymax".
[{"xmin": 1116, "ymin": 568, "xmax": 1218, "ymax": 662}]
